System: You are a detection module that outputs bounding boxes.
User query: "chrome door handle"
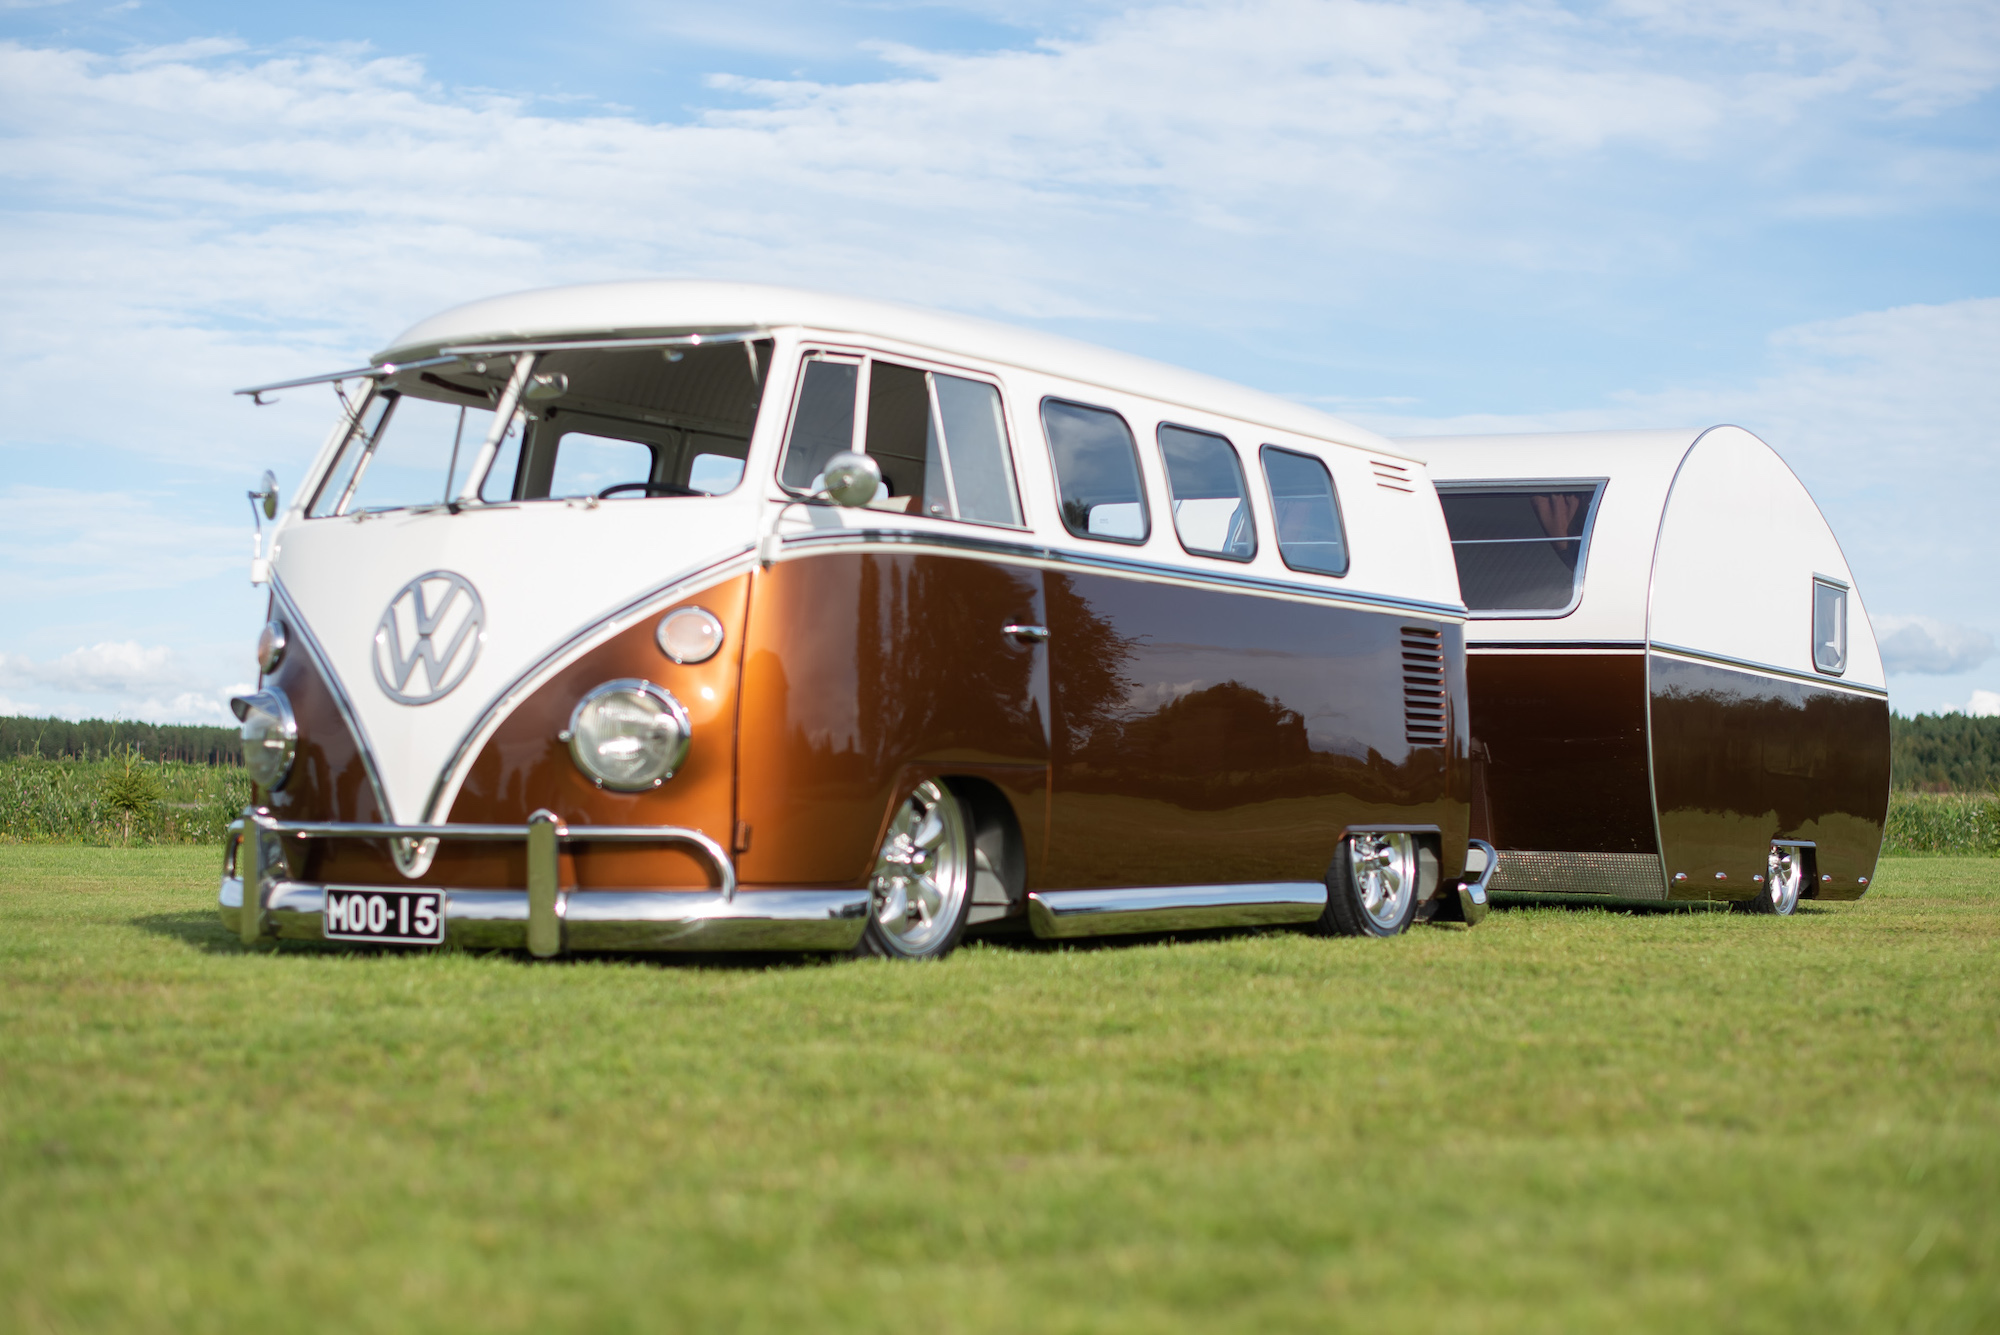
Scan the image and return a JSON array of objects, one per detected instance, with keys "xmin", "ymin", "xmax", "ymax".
[{"xmin": 1002, "ymin": 623, "xmax": 1050, "ymax": 645}]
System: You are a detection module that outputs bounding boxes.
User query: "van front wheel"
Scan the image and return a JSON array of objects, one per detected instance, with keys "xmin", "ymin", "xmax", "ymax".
[
  {"xmin": 854, "ymin": 780, "xmax": 974, "ymax": 959},
  {"xmin": 1315, "ymin": 832, "xmax": 1420, "ymax": 937}
]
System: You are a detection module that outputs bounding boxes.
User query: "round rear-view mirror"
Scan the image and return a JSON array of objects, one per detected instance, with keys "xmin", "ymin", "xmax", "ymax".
[
  {"xmin": 820, "ymin": 452, "xmax": 882, "ymax": 508},
  {"xmin": 257, "ymin": 469, "xmax": 279, "ymax": 520}
]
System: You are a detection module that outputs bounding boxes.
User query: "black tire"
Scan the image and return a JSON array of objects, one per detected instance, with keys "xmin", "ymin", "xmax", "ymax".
[
  {"xmin": 853, "ymin": 779, "xmax": 975, "ymax": 959},
  {"xmin": 1312, "ymin": 832, "xmax": 1420, "ymax": 937}
]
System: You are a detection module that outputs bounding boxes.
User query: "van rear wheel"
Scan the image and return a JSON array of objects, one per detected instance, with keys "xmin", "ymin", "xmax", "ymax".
[
  {"xmin": 1315, "ymin": 832, "xmax": 1419, "ymax": 937},
  {"xmin": 854, "ymin": 780, "xmax": 974, "ymax": 959}
]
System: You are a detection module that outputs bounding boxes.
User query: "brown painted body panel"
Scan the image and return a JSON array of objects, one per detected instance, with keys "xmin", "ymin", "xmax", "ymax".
[
  {"xmin": 1043, "ymin": 571, "xmax": 1469, "ymax": 888},
  {"xmin": 1650, "ymin": 655, "xmax": 1890, "ymax": 900},
  {"xmin": 734, "ymin": 549, "xmax": 1050, "ymax": 888},
  {"xmin": 1466, "ymin": 652, "xmax": 1656, "ymax": 855}
]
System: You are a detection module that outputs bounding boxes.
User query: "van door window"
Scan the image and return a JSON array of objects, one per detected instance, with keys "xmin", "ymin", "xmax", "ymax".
[
  {"xmin": 779, "ymin": 356, "xmax": 861, "ymax": 491},
  {"xmin": 1043, "ymin": 399, "xmax": 1148, "ymax": 544},
  {"xmin": 1812, "ymin": 578, "xmax": 1848, "ymax": 674},
  {"xmin": 545, "ymin": 433, "xmax": 658, "ymax": 498},
  {"xmin": 1260, "ymin": 445, "xmax": 1349, "ymax": 576},
  {"xmin": 1159, "ymin": 424, "xmax": 1255, "ymax": 561},
  {"xmin": 860, "ymin": 362, "xmax": 1025, "ymax": 524}
]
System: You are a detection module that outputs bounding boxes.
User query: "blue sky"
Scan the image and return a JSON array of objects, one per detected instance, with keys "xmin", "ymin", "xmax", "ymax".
[{"xmin": 1, "ymin": 0, "xmax": 1996, "ymax": 722}]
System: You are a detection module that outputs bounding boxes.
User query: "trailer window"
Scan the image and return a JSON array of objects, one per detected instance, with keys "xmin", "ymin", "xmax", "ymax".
[
  {"xmin": 1813, "ymin": 578, "xmax": 1848, "ymax": 674},
  {"xmin": 1044, "ymin": 399, "xmax": 1148, "ymax": 543},
  {"xmin": 1159, "ymin": 425, "xmax": 1255, "ymax": 561},
  {"xmin": 1260, "ymin": 446, "xmax": 1348, "ymax": 576},
  {"xmin": 1438, "ymin": 483, "xmax": 1602, "ymax": 615}
]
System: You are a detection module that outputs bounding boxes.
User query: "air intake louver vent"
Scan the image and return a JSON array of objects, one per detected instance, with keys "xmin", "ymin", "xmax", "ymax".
[
  {"xmin": 1371, "ymin": 459, "xmax": 1415, "ymax": 492},
  {"xmin": 1401, "ymin": 626, "xmax": 1448, "ymax": 747}
]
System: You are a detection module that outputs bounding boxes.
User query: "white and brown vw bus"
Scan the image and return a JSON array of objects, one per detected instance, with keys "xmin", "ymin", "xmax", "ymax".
[{"xmin": 221, "ymin": 281, "xmax": 1490, "ymax": 958}]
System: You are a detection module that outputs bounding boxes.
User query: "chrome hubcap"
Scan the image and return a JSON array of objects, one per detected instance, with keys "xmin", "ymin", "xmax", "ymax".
[
  {"xmin": 868, "ymin": 781, "xmax": 969, "ymax": 955},
  {"xmin": 1767, "ymin": 844, "xmax": 1802, "ymax": 915},
  {"xmin": 1350, "ymin": 832, "xmax": 1417, "ymax": 931}
]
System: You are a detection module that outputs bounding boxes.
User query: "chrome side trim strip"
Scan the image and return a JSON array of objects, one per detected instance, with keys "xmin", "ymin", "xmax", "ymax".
[
  {"xmin": 243, "ymin": 883, "xmax": 869, "ymax": 953},
  {"xmin": 439, "ymin": 332, "xmax": 762, "ymax": 356},
  {"xmin": 1025, "ymin": 883, "xmax": 1326, "ymax": 939},
  {"xmin": 1468, "ymin": 640, "xmax": 1646, "ymax": 652},
  {"xmin": 776, "ymin": 528, "xmax": 1467, "ymax": 621},
  {"xmin": 1647, "ymin": 642, "xmax": 1889, "ymax": 698}
]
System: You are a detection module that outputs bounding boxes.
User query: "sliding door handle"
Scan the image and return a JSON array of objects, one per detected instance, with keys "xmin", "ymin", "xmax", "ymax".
[{"xmin": 1002, "ymin": 623, "xmax": 1050, "ymax": 645}]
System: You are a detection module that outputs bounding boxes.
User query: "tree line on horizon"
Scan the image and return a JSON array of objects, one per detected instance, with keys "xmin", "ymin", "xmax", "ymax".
[{"xmin": 1, "ymin": 709, "xmax": 1995, "ymax": 791}]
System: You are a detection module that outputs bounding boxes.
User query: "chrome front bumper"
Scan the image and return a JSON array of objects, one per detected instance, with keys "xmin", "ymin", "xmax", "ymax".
[{"xmin": 220, "ymin": 811, "xmax": 868, "ymax": 954}]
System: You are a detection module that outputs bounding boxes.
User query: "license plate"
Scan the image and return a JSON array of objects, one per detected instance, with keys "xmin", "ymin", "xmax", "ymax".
[{"xmin": 323, "ymin": 888, "xmax": 446, "ymax": 945}]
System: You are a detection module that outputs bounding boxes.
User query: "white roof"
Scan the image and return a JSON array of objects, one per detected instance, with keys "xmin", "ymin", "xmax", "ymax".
[{"xmin": 379, "ymin": 279, "xmax": 1410, "ymax": 460}]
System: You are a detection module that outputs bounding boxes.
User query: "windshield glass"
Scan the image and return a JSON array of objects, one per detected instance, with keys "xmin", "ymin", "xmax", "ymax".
[{"xmin": 307, "ymin": 339, "xmax": 771, "ymax": 516}]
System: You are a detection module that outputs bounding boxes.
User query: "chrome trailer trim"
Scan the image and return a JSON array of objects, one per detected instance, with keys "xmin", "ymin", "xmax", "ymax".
[
  {"xmin": 1025, "ymin": 883, "xmax": 1327, "ymax": 939},
  {"xmin": 220, "ymin": 811, "xmax": 783, "ymax": 955}
]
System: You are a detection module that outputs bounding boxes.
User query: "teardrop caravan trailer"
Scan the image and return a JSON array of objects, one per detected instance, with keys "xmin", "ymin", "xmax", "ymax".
[
  {"xmin": 1403, "ymin": 427, "xmax": 1890, "ymax": 913},
  {"xmin": 218, "ymin": 281, "xmax": 1491, "ymax": 960}
]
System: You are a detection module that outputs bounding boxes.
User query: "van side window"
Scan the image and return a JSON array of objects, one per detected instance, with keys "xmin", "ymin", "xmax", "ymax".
[
  {"xmin": 779, "ymin": 356, "xmax": 1023, "ymax": 525},
  {"xmin": 1261, "ymin": 446, "xmax": 1348, "ymax": 576},
  {"xmin": 1436, "ymin": 482, "xmax": 1602, "ymax": 615},
  {"xmin": 1813, "ymin": 578, "xmax": 1848, "ymax": 674},
  {"xmin": 1159, "ymin": 424, "xmax": 1255, "ymax": 561},
  {"xmin": 780, "ymin": 356, "xmax": 861, "ymax": 491},
  {"xmin": 1043, "ymin": 399, "xmax": 1148, "ymax": 543}
]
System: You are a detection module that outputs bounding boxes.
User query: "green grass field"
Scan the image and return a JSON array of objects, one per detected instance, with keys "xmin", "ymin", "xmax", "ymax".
[{"xmin": 2, "ymin": 849, "xmax": 1995, "ymax": 1333}]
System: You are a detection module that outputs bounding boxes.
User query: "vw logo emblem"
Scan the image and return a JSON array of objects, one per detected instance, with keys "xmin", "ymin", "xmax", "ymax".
[{"xmin": 372, "ymin": 571, "xmax": 485, "ymax": 705}]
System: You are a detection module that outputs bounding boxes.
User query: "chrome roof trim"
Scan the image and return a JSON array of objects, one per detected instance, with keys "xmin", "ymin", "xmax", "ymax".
[{"xmin": 234, "ymin": 355, "xmax": 463, "ymax": 401}]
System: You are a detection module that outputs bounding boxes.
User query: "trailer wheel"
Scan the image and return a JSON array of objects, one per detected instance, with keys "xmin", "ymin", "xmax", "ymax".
[
  {"xmin": 854, "ymin": 779, "xmax": 974, "ymax": 959},
  {"xmin": 1738, "ymin": 842, "xmax": 1805, "ymax": 916},
  {"xmin": 1315, "ymin": 832, "xmax": 1420, "ymax": 937}
]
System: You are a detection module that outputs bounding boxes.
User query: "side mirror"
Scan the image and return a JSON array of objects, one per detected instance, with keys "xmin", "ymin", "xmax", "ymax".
[
  {"xmin": 252, "ymin": 470, "xmax": 279, "ymax": 520},
  {"xmin": 819, "ymin": 452, "xmax": 882, "ymax": 508}
]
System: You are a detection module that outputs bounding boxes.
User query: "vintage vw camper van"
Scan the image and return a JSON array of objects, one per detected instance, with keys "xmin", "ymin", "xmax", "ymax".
[
  {"xmin": 1407, "ymin": 427, "xmax": 1891, "ymax": 914},
  {"xmin": 220, "ymin": 281, "xmax": 1491, "ymax": 959}
]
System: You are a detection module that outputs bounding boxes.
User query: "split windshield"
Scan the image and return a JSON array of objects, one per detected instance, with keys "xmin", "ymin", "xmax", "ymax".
[{"xmin": 308, "ymin": 340, "xmax": 771, "ymax": 517}]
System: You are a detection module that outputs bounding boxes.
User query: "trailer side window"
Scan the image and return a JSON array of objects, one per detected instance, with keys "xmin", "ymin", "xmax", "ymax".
[
  {"xmin": 1438, "ymin": 483, "xmax": 1602, "ymax": 615},
  {"xmin": 1813, "ymin": 578, "xmax": 1848, "ymax": 674},
  {"xmin": 1044, "ymin": 399, "xmax": 1148, "ymax": 543},
  {"xmin": 1260, "ymin": 446, "xmax": 1348, "ymax": 576},
  {"xmin": 1159, "ymin": 425, "xmax": 1255, "ymax": 562}
]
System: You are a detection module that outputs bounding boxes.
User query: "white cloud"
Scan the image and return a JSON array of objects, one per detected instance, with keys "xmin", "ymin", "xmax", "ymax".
[
  {"xmin": 1364, "ymin": 296, "xmax": 2000, "ymax": 623},
  {"xmin": 0, "ymin": 487, "xmax": 246, "ymax": 599},
  {"xmin": 1967, "ymin": 690, "xmax": 2000, "ymax": 718},
  {"xmin": 0, "ymin": 641, "xmax": 245, "ymax": 723},
  {"xmin": 1875, "ymin": 616, "xmax": 1996, "ymax": 676}
]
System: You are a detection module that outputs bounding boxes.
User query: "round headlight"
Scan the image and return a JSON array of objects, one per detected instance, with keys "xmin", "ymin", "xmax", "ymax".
[
  {"xmin": 231, "ymin": 687, "xmax": 298, "ymax": 790},
  {"xmin": 256, "ymin": 619, "xmax": 288, "ymax": 674},
  {"xmin": 563, "ymin": 680, "xmax": 691, "ymax": 791},
  {"xmin": 656, "ymin": 606, "xmax": 724, "ymax": 664}
]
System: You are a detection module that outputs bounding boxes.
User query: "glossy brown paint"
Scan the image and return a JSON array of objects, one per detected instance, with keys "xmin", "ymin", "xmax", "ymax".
[
  {"xmin": 1466, "ymin": 652, "xmax": 1657, "ymax": 856},
  {"xmin": 1650, "ymin": 655, "xmax": 1890, "ymax": 901},
  {"xmin": 1042, "ymin": 571, "xmax": 1469, "ymax": 888},
  {"xmin": 734, "ymin": 549, "xmax": 1050, "ymax": 888}
]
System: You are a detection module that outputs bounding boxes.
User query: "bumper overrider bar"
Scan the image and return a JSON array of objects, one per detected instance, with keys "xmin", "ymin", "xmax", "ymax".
[{"xmin": 218, "ymin": 810, "xmax": 869, "ymax": 955}]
